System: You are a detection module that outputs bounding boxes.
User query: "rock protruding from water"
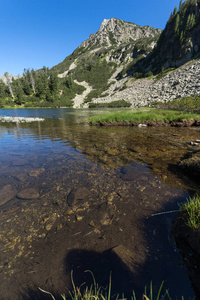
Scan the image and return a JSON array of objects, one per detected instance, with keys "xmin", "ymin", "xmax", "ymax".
[{"xmin": 0, "ymin": 117, "xmax": 44, "ymax": 123}]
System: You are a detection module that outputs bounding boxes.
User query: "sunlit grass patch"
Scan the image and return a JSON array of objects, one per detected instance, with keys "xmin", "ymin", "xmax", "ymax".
[
  {"xmin": 180, "ymin": 195, "xmax": 200, "ymax": 229},
  {"xmin": 88, "ymin": 109, "xmax": 200, "ymax": 124}
]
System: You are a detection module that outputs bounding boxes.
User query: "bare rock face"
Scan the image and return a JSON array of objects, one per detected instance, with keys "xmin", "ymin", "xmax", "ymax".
[
  {"xmin": 0, "ymin": 73, "xmax": 22, "ymax": 84},
  {"xmin": 81, "ymin": 18, "xmax": 161, "ymax": 48}
]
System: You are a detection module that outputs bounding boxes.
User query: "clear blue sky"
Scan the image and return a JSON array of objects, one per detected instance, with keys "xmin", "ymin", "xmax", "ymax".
[{"xmin": 0, "ymin": 0, "xmax": 182, "ymax": 76}]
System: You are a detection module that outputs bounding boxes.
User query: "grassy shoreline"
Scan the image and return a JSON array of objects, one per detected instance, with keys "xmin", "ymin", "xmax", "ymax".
[{"xmin": 88, "ymin": 109, "xmax": 200, "ymax": 126}]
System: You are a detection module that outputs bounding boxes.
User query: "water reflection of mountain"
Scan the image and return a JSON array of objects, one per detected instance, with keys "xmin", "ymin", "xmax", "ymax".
[{"xmin": 2, "ymin": 116, "xmax": 199, "ymax": 188}]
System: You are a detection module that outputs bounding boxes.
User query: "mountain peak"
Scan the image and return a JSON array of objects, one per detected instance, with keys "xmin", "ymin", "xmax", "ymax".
[
  {"xmin": 99, "ymin": 18, "xmax": 110, "ymax": 29},
  {"xmin": 98, "ymin": 18, "xmax": 122, "ymax": 32},
  {"xmin": 80, "ymin": 18, "xmax": 161, "ymax": 49}
]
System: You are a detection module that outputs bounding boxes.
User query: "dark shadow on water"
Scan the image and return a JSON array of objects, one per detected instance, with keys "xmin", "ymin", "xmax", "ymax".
[
  {"xmin": 65, "ymin": 248, "xmax": 142, "ymax": 299},
  {"xmin": 62, "ymin": 197, "xmax": 195, "ymax": 300},
  {"xmin": 18, "ymin": 196, "xmax": 195, "ymax": 300},
  {"xmin": 168, "ymin": 161, "xmax": 200, "ymax": 193},
  {"xmin": 19, "ymin": 288, "xmax": 59, "ymax": 300}
]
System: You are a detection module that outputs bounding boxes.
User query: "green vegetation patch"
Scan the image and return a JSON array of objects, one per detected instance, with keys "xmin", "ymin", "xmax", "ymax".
[
  {"xmin": 0, "ymin": 68, "xmax": 87, "ymax": 108},
  {"xmin": 155, "ymin": 95, "xmax": 200, "ymax": 113},
  {"xmin": 88, "ymin": 109, "xmax": 200, "ymax": 124},
  {"xmin": 154, "ymin": 67, "xmax": 176, "ymax": 81},
  {"xmin": 88, "ymin": 100, "xmax": 131, "ymax": 108},
  {"xmin": 180, "ymin": 195, "xmax": 200, "ymax": 229}
]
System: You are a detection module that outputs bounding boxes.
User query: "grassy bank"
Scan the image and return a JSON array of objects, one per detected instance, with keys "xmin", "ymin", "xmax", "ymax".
[
  {"xmin": 88, "ymin": 109, "xmax": 200, "ymax": 125},
  {"xmin": 180, "ymin": 195, "xmax": 200, "ymax": 229}
]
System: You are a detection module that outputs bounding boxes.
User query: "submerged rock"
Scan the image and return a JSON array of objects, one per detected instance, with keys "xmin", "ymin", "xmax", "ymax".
[
  {"xmin": 17, "ymin": 187, "xmax": 40, "ymax": 200},
  {"xmin": 112, "ymin": 245, "xmax": 134, "ymax": 267},
  {"xmin": 67, "ymin": 187, "xmax": 90, "ymax": 206},
  {"xmin": 0, "ymin": 185, "xmax": 17, "ymax": 206},
  {"xmin": 12, "ymin": 159, "xmax": 29, "ymax": 166},
  {"xmin": 29, "ymin": 168, "xmax": 45, "ymax": 177},
  {"xmin": 44, "ymin": 214, "xmax": 57, "ymax": 231}
]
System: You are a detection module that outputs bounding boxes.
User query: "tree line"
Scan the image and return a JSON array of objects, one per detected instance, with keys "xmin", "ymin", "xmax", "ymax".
[{"xmin": 0, "ymin": 67, "xmax": 85, "ymax": 108}]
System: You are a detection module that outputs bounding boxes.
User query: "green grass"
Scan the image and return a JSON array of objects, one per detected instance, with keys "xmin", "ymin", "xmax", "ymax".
[
  {"xmin": 88, "ymin": 109, "xmax": 200, "ymax": 124},
  {"xmin": 154, "ymin": 95, "xmax": 200, "ymax": 114},
  {"xmin": 88, "ymin": 100, "xmax": 131, "ymax": 108},
  {"xmin": 180, "ymin": 195, "xmax": 200, "ymax": 229},
  {"xmin": 39, "ymin": 275, "xmax": 173, "ymax": 300},
  {"xmin": 154, "ymin": 68, "xmax": 176, "ymax": 81}
]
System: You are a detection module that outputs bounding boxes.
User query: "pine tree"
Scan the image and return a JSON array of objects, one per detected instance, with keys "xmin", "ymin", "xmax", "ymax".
[
  {"xmin": 22, "ymin": 69, "xmax": 32, "ymax": 95},
  {"xmin": 179, "ymin": 31, "xmax": 185, "ymax": 45},
  {"xmin": 0, "ymin": 79, "xmax": 7, "ymax": 98},
  {"xmin": 186, "ymin": 13, "xmax": 196, "ymax": 31},
  {"xmin": 174, "ymin": 14, "xmax": 180, "ymax": 34},
  {"xmin": 49, "ymin": 70, "xmax": 58, "ymax": 92},
  {"xmin": 14, "ymin": 81, "xmax": 24, "ymax": 105},
  {"xmin": 173, "ymin": 6, "xmax": 178, "ymax": 16}
]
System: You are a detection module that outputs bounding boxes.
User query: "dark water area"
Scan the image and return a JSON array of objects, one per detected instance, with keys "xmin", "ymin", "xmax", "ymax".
[{"xmin": 0, "ymin": 108, "xmax": 199, "ymax": 299}]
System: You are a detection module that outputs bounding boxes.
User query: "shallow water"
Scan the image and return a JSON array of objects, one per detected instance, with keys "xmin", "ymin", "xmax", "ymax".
[{"xmin": 0, "ymin": 108, "xmax": 199, "ymax": 299}]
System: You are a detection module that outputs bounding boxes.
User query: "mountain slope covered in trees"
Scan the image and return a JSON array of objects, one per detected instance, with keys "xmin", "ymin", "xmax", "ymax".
[
  {"xmin": 129, "ymin": 0, "xmax": 200, "ymax": 76},
  {"xmin": 1, "ymin": 0, "xmax": 200, "ymax": 108}
]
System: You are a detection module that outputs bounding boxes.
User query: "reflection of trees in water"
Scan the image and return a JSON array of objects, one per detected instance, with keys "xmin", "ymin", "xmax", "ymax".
[{"xmin": 1, "ymin": 118, "xmax": 200, "ymax": 186}]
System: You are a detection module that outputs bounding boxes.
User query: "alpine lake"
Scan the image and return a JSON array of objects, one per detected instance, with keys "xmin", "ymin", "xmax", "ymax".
[{"xmin": 0, "ymin": 108, "xmax": 199, "ymax": 300}]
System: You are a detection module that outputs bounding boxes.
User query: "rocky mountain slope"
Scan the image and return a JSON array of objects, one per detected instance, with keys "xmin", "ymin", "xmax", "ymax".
[
  {"xmin": 53, "ymin": 18, "xmax": 161, "ymax": 107},
  {"xmin": 2, "ymin": 0, "xmax": 200, "ymax": 109},
  {"xmin": 92, "ymin": 59, "xmax": 200, "ymax": 107},
  {"xmin": 53, "ymin": 0, "xmax": 200, "ymax": 108}
]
